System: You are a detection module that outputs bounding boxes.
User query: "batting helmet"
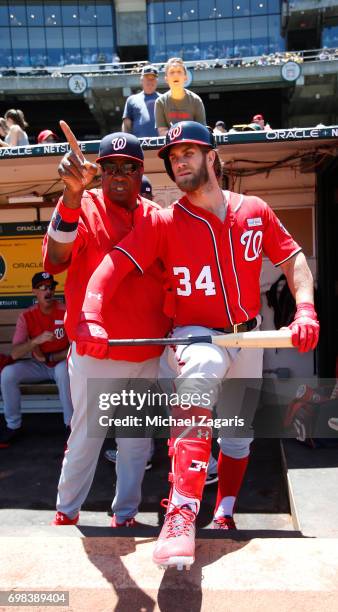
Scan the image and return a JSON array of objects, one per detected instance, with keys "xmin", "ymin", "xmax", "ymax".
[{"xmin": 158, "ymin": 121, "xmax": 216, "ymax": 180}]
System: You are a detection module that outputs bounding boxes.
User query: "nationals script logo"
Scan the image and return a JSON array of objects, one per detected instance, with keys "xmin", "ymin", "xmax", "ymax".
[
  {"xmin": 168, "ymin": 124, "xmax": 183, "ymax": 141},
  {"xmin": 111, "ymin": 136, "xmax": 127, "ymax": 151},
  {"xmin": 240, "ymin": 230, "xmax": 263, "ymax": 261}
]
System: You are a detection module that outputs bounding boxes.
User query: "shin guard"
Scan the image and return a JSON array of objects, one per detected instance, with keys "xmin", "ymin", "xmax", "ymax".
[{"xmin": 168, "ymin": 407, "xmax": 212, "ymax": 502}]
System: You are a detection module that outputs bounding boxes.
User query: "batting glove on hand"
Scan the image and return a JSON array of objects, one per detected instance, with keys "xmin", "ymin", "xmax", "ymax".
[
  {"xmin": 288, "ymin": 302, "xmax": 319, "ymax": 353},
  {"xmin": 76, "ymin": 320, "xmax": 109, "ymax": 359}
]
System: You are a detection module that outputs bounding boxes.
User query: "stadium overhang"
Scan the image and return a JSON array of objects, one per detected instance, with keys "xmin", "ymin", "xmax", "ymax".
[{"xmin": 0, "ymin": 126, "xmax": 337, "ymax": 205}]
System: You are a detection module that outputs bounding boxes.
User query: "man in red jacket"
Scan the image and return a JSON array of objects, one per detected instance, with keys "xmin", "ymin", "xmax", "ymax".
[
  {"xmin": 0, "ymin": 271, "xmax": 72, "ymax": 448},
  {"xmin": 43, "ymin": 124, "xmax": 171, "ymax": 527}
]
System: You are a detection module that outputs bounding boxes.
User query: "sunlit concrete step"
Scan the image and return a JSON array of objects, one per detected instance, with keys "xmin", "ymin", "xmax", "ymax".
[
  {"xmin": 281, "ymin": 439, "xmax": 338, "ymax": 537},
  {"xmin": 0, "ymin": 535, "xmax": 337, "ymax": 612}
]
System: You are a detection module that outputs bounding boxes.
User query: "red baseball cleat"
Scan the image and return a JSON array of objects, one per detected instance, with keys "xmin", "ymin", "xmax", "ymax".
[
  {"xmin": 110, "ymin": 515, "xmax": 138, "ymax": 527},
  {"xmin": 212, "ymin": 515, "xmax": 237, "ymax": 530},
  {"xmin": 153, "ymin": 500, "xmax": 196, "ymax": 570},
  {"xmin": 52, "ymin": 511, "xmax": 79, "ymax": 526}
]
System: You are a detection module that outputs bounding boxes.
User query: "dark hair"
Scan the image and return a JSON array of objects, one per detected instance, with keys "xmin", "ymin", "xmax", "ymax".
[{"xmin": 5, "ymin": 109, "xmax": 28, "ymax": 130}]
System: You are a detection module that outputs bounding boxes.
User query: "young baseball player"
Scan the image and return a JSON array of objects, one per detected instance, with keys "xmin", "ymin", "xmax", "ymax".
[
  {"xmin": 77, "ymin": 122, "xmax": 319, "ymax": 569},
  {"xmin": 43, "ymin": 123, "xmax": 171, "ymax": 527}
]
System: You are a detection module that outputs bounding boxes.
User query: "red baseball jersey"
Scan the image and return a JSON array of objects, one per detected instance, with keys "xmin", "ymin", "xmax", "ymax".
[
  {"xmin": 13, "ymin": 302, "xmax": 68, "ymax": 367},
  {"xmin": 87, "ymin": 191, "xmax": 301, "ymax": 329},
  {"xmin": 43, "ymin": 189, "xmax": 171, "ymax": 361}
]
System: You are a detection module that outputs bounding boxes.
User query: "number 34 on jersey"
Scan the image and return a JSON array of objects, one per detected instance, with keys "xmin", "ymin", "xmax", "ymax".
[{"xmin": 173, "ymin": 265, "xmax": 216, "ymax": 296}]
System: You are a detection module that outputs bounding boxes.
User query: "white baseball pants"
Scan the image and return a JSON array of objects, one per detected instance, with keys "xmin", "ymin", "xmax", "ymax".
[
  {"xmin": 160, "ymin": 323, "xmax": 264, "ymax": 459},
  {"xmin": 56, "ymin": 343, "xmax": 158, "ymax": 522}
]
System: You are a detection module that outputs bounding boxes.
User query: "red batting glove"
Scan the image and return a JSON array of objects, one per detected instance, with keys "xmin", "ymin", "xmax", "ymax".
[
  {"xmin": 76, "ymin": 319, "xmax": 109, "ymax": 359},
  {"xmin": 288, "ymin": 302, "xmax": 319, "ymax": 353}
]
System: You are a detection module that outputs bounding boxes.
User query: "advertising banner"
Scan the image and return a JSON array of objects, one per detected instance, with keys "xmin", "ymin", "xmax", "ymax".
[{"xmin": 0, "ymin": 222, "xmax": 66, "ymax": 308}]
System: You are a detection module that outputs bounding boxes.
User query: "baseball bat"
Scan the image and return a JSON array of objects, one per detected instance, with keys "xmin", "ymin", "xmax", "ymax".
[{"xmin": 108, "ymin": 329, "xmax": 292, "ymax": 348}]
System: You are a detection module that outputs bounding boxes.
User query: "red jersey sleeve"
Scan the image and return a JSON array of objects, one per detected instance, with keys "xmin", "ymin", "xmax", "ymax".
[
  {"xmin": 262, "ymin": 202, "xmax": 302, "ymax": 266},
  {"xmin": 82, "ymin": 210, "xmax": 165, "ymax": 320}
]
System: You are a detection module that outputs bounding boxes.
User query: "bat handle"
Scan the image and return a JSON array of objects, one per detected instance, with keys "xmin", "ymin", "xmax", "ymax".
[{"xmin": 107, "ymin": 336, "xmax": 212, "ymax": 347}]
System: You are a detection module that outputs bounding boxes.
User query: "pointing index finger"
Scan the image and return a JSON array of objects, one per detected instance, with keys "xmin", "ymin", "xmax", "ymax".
[{"xmin": 59, "ymin": 120, "xmax": 85, "ymax": 161}]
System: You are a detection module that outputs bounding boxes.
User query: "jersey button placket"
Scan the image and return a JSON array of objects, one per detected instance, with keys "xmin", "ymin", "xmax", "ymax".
[{"xmin": 219, "ymin": 224, "xmax": 235, "ymax": 325}]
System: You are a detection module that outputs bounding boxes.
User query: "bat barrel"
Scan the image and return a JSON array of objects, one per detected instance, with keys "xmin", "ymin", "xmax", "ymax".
[{"xmin": 212, "ymin": 329, "xmax": 293, "ymax": 348}]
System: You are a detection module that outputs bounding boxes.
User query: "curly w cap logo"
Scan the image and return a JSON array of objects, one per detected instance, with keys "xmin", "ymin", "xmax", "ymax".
[
  {"xmin": 111, "ymin": 136, "xmax": 127, "ymax": 151},
  {"xmin": 168, "ymin": 124, "xmax": 183, "ymax": 141}
]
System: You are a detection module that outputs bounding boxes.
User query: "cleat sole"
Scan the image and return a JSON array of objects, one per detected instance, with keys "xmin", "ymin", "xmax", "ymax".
[{"xmin": 154, "ymin": 556, "xmax": 194, "ymax": 570}]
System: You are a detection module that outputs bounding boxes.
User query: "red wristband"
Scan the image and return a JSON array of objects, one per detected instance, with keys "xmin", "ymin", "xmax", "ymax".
[{"xmin": 58, "ymin": 199, "xmax": 81, "ymax": 223}]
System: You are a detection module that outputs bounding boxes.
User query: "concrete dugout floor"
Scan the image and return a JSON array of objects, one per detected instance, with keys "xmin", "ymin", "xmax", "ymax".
[{"xmin": 1, "ymin": 415, "xmax": 338, "ymax": 611}]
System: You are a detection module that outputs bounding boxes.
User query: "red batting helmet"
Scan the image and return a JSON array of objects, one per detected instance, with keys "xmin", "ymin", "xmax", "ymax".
[{"xmin": 158, "ymin": 121, "xmax": 216, "ymax": 180}]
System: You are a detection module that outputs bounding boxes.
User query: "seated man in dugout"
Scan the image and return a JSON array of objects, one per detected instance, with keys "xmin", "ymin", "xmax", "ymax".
[{"xmin": 0, "ymin": 272, "xmax": 73, "ymax": 448}]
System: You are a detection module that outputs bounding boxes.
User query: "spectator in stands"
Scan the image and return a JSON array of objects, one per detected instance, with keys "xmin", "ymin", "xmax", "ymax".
[
  {"xmin": 251, "ymin": 114, "xmax": 272, "ymax": 131},
  {"xmin": 97, "ymin": 52, "xmax": 107, "ymax": 64},
  {"xmin": 213, "ymin": 120, "xmax": 226, "ymax": 135},
  {"xmin": 0, "ymin": 272, "xmax": 73, "ymax": 448},
  {"xmin": 191, "ymin": 45, "xmax": 201, "ymax": 60},
  {"xmin": 37, "ymin": 130, "xmax": 59, "ymax": 144},
  {"xmin": 122, "ymin": 65, "xmax": 159, "ymax": 138},
  {"xmin": 155, "ymin": 57, "xmax": 206, "ymax": 136},
  {"xmin": 4, "ymin": 109, "xmax": 29, "ymax": 146},
  {"xmin": 251, "ymin": 114, "xmax": 265, "ymax": 130},
  {"xmin": 0, "ymin": 117, "xmax": 9, "ymax": 147}
]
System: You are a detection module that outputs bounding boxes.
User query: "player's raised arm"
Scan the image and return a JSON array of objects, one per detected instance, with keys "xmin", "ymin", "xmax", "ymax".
[{"xmin": 44, "ymin": 121, "xmax": 97, "ymax": 267}]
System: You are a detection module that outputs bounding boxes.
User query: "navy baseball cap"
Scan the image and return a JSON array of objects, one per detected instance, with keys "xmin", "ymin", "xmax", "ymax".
[
  {"xmin": 140, "ymin": 175, "xmax": 153, "ymax": 197},
  {"xmin": 32, "ymin": 272, "xmax": 58, "ymax": 288},
  {"xmin": 96, "ymin": 132, "xmax": 144, "ymax": 165},
  {"xmin": 141, "ymin": 65, "xmax": 158, "ymax": 77}
]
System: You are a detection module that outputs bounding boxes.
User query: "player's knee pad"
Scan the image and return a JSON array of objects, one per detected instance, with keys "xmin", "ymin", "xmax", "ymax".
[
  {"xmin": 218, "ymin": 436, "xmax": 253, "ymax": 459},
  {"xmin": 168, "ymin": 406, "xmax": 212, "ymax": 500}
]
